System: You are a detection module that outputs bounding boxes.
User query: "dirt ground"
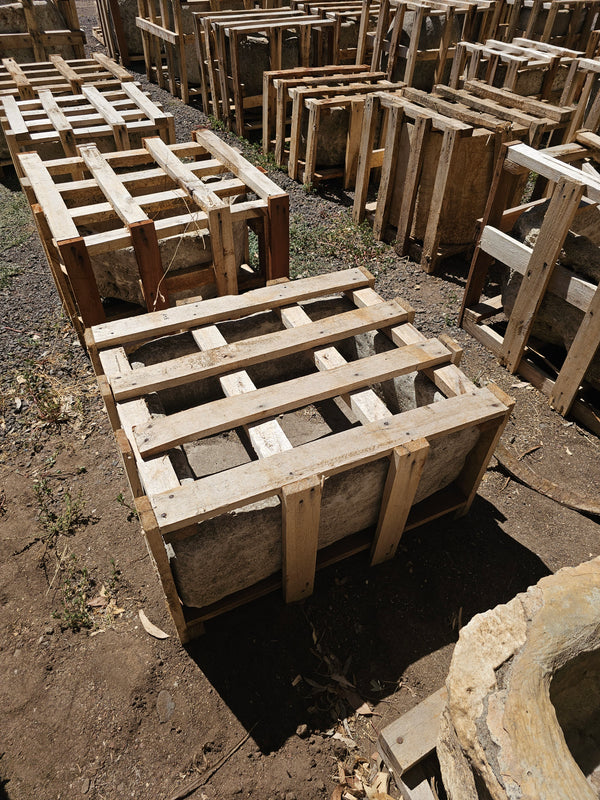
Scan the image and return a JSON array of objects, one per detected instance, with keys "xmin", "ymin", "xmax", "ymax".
[{"xmin": 1, "ymin": 7, "xmax": 600, "ymax": 800}]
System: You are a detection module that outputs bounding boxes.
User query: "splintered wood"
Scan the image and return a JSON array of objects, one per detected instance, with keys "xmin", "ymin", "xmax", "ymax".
[
  {"xmin": 86, "ymin": 266, "xmax": 513, "ymax": 641},
  {"xmin": 0, "ymin": 0, "xmax": 86, "ymax": 62},
  {"xmin": 352, "ymin": 81, "xmax": 573, "ymax": 272},
  {"xmin": 0, "ymin": 53, "xmax": 133, "ymax": 99},
  {"xmin": 1, "ymin": 82, "xmax": 175, "ymax": 173},
  {"xmin": 460, "ymin": 141, "xmax": 600, "ymax": 434},
  {"xmin": 18, "ymin": 128, "xmax": 289, "ymax": 341}
]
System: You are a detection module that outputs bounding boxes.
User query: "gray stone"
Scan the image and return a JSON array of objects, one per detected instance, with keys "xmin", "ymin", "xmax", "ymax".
[{"xmin": 156, "ymin": 689, "xmax": 175, "ymax": 723}]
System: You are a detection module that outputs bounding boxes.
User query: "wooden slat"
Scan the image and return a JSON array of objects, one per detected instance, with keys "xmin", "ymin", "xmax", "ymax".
[
  {"xmin": 1, "ymin": 94, "xmax": 28, "ymax": 135},
  {"xmin": 81, "ymin": 85, "xmax": 130, "ymax": 149},
  {"xmin": 135, "ymin": 341, "xmax": 455, "ymax": 458},
  {"xmin": 90, "ymin": 267, "xmax": 375, "ymax": 348},
  {"xmin": 151, "ymin": 387, "xmax": 507, "ymax": 534},
  {"xmin": 18, "ymin": 151, "xmax": 80, "ymax": 241},
  {"xmin": 110, "ymin": 299, "xmax": 411, "ymax": 400},
  {"xmin": 37, "ymin": 89, "xmax": 77, "ymax": 157},
  {"xmin": 77, "ymin": 144, "xmax": 148, "ymax": 226},
  {"xmin": 480, "ymin": 225, "xmax": 595, "ymax": 312},
  {"xmin": 370, "ymin": 440, "xmax": 430, "ymax": 565},
  {"xmin": 378, "ymin": 687, "xmax": 447, "ymax": 776},
  {"xmin": 501, "ymin": 177, "xmax": 584, "ymax": 372},
  {"xmin": 506, "ymin": 142, "xmax": 600, "ymax": 202},
  {"xmin": 282, "ymin": 475, "xmax": 322, "ymax": 602}
]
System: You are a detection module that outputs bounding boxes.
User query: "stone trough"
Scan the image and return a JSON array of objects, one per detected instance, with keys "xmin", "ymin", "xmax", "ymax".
[{"xmin": 438, "ymin": 556, "xmax": 600, "ymax": 799}]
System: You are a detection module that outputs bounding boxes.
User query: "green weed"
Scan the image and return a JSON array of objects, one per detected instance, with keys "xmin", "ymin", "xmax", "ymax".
[{"xmin": 34, "ymin": 478, "xmax": 88, "ymax": 546}]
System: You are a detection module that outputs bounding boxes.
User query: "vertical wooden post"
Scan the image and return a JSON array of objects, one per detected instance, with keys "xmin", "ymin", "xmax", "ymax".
[
  {"xmin": 370, "ymin": 440, "xmax": 429, "ymax": 566},
  {"xmin": 58, "ymin": 236, "xmax": 106, "ymax": 328},
  {"xmin": 266, "ymin": 194, "xmax": 290, "ymax": 281},
  {"xmin": 373, "ymin": 103, "xmax": 405, "ymax": 240},
  {"xmin": 129, "ymin": 219, "xmax": 170, "ymax": 312},
  {"xmin": 394, "ymin": 112, "xmax": 431, "ymax": 253},
  {"xmin": 282, "ymin": 475, "xmax": 322, "ymax": 603},
  {"xmin": 352, "ymin": 92, "xmax": 380, "ymax": 223},
  {"xmin": 500, "ymin": 177, "xmax": 584, "ymax": 372},
  {"xmin": 135, "ymin": 496, "xmax": 195, "ymax": 642}
]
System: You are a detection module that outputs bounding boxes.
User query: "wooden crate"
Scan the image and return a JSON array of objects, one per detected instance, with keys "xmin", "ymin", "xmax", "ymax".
[
  {"xmin": 291, "ymin": 0, "xmax": 382, "ymax": 64},
  {"xmin": 18, "ymin": 128, "xmax": 289, "ymax": 343},
  {"xmin": 559, "ymin": 55, "xmax": 600, "ymax": 138},
  {"xmin": 1, "ymin": 82, "xmax": 175, "ymax": 175},
  {"xmin": 0, "ymin": 53, "xmax": 133, "ymax": 99},
  {"xmin": 85, "ymin": 266, "xmax": 513, "ymax": 641},
  {"xmin": 492, "ymin": 0, "xmax": 600, "ymax": 49},
  {"xmin": 448, "ymin": 37, "xmax": 582, "ymax": 99},
  {"xmin": 193, "ymin": 7, "xmax": 336, "ymax": 135},
  {"xmin": 0, "ymin": 0, "xmax": 86, "ymax": 62},
  {"xmin": 459, "ymin": 141, "xmax": 600, "ymax": 434},
  {"xmin": 261, "ymin": 63, "xmax": 376, "ymax": 155},
  {"xmin": 366, "ymin": 0, "xmax": 497, "ymax": 90},
  {"xmin": 262, "ymin": 69, "xmax": 404, "ymax": 183},
  {"xmin": 352, "ymin": 84, "xmax": 569, "ymax": 271}
]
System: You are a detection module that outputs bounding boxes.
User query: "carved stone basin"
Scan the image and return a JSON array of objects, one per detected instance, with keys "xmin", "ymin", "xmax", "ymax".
[{"xmin": 437, "ymin": 557, "xmax": 600, "ymax": 799}]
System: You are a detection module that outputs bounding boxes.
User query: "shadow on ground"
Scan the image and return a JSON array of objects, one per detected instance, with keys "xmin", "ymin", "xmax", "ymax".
[{"xmin": 187, "ymin": 495, "xmax": 550, "ymax": 752}]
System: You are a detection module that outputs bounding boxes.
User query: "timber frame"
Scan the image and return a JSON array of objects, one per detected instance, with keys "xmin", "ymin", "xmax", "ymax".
[
  {"xmin": 86, "ymin": 266, "xmax": 513, "ymax": 642},
  {"xmin": 17, "ymin": 128, "xmax": 289, "ymax": 343},
  {"xmin": 0, "ymin": 0, "xmax": 86, "ymax": 61},
  {"xmin": 459, "ymin": 140, "xmax": 600, "ymax": 434}
]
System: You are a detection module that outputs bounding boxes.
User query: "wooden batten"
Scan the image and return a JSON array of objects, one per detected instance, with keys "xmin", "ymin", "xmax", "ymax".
[{"xmin": 87, "ymin": 267, "xmax": 512, "ymax": 641}]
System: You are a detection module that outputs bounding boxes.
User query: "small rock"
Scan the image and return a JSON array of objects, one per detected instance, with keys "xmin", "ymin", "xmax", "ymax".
[
  {"xmin": 156, "ymin": 690, "xmax": 175, "ymax": 723},
  {"xmin": 332, "ymin": 740, "xmax": 348, "ymax": 760},
  {"xmin": 295, "ymin": 723, "xmax": 309, "ymax": 738},
  {"xmin": 81, "ymin": 777, "xmax": 90, "ymax": 794}
]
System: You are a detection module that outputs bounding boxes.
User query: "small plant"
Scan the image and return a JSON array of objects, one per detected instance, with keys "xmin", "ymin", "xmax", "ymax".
[
  {"xmin": 53, "ymin": 554, "xmax": 94, "ymax": 631},
  {"xmin": 208, "ymin": 114, "xmax": 226, "ymax": 132},
  {"xmin": 116, "ymin": 491, "xmax": 139, "ymax": 521},
  {"xmin": 20, "ymin": 368, "xmax": 66, "ymax": 425},
  {"xmin": 34, "ymin": 478, "xmax": 88, "ymax": 546}
]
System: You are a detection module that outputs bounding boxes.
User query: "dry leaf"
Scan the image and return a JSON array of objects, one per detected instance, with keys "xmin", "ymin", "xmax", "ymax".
[
  {"xmin": 355, "ymin": 702, "xmax": 373, "ymax": 716},
  {"xmin": 87, "ymin": 595, "xmax": 109, "ymax": 609},
  {"xmin": 106, "ymin": 599, "xmax": 125, "ymax": 616},
  {"xmin": 139, "ymin": 609, "xmax": 169, "ymax": 639}
]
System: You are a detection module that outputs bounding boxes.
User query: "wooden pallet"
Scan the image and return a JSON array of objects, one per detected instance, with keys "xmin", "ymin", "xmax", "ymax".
[
  {"xmin": 0, "ymin": 0, "xmax": 86, "ymax": 62},
  {"xmin": 0, "ymin": 53, "xmax": 133, "ymax": 99},
  {"xmin": 493, "ymin": 0, "xmax": 600, "ymax": 49},
  {"xmin": 352, "ymin": 84, "xmax": 568, "ymax": 272},
  {"xmin": 559, "ymin": 55, "xmax": 600, "ymax": 138},
  {"xmin": 449, "ymin": 37, "xmax": 582, "ymax": 99},
  {"xmin": 459, "ymin": 141, "xmax": 600, "ymax": 434},
  {"xmin": 85, "ymin": 266, "xmax": 513, "ymax": 642},
  {"xmin": 1, "ymin": 82, "xmax": 175, "ymax": 175},
  {"xmin": 18, "ymin": 129, "xmax": 289, "ymax": 343},
  {"xmin": 365, "ymin": 0, "xmax": 497, "ymax": 90},
  {"xmin": 194, "ymin": 8, "xmax": 337, "ymax": 135}
]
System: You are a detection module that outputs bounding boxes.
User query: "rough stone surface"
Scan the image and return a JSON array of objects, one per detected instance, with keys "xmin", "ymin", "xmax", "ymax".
[
  {"xmin": 502, "ymin": 200, "xmax": 600, "ymax": 391},
  {"xmin": 0, "ymin": 0, "xmax": 79, "ymax": 60},
  {"xmin": 438, "ymin": 557, "xmax": 600, "ymax": 800}
]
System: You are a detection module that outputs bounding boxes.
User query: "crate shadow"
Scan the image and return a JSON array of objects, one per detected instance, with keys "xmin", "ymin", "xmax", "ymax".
[{"xmin": 186, "ymin": 495, "xmax": 550, "ymax": 753}]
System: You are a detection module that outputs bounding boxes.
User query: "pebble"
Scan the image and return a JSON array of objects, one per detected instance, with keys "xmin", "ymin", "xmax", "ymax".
[
  {"xmin": 156, "ymin": 690, "xmax": 175, "ymax": 723},
  {"xmin": 295, "ymin": 723, "xmax": 309, "ymax": 738}
]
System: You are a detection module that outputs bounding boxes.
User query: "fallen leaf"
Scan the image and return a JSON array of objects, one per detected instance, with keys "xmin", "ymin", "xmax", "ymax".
[
  {"xmin": 139, "ymin": 609, "xmax": 169, "ymax": 639},
  {"xmin": 333, "ymin": 732, "xmax": 358, "ymax": 750},
  {"xmin": 355, "ymin": 702, "xmax": 373, "ymax": 716},
  {"xmin": 510, "ymin": 381, "xmax": 530, "ymax": 389},
  {"xmin": 106, "ymin": 599, "xmax": 125, "ymax": 617},
  {"xmin": 566, "ymin": 447, "xmax": 573, "ymax": 455}
]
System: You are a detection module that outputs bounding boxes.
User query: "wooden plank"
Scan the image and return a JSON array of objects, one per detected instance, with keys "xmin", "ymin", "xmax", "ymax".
[
  {"xmin": 150, "ymin": 386, "xmax": 508, "ymax": 534},
  {"xmin": 90, "ymin": 267, "xmax": 375, "ymax": 347},
  {"xmin": 395, "ymin": 114, "xmax": 431, "ymax": 254},
  {"xmin": 135, "ymin": 341, "xmax": 455, "ymax": 458},
  {"xmin": 1, "ymin": 95, "xmax": 28, "ymax": 135},
  {"xmin": 378, "ymin": 687, "xmax": 447, "ymax": 776},
  {"xmin": 18, "ymin": 151, "xmax": 80, "ymax": 241},
  {"xmin": 480, "ymin": 225, "xmax": 595, "ymax": 312},
  {"xmin": 370, "ymin": 439, "xmax": 429, "ymax": 565},
  {"xmin": 506, "ymin": 142, "xmax": 600, "ymax": 202},
  {"xmin": 77, "ymin": 144, "xmax": 148, "ymax": 225},
  {"xmin": 81, "ymin": 85, "xmax": 130, "ymax": 149},
  {"xmin": 191, "ymin": 325, "xmax": 293, "ymax": 460},
  {"xmin": 109, "ymin": 299, "xmax": 412, "ymax": 399},
  {"xmin": 37, "ymin": 89, "xmax": 77, "ymax": 157},
  {"xmin": 550, "ymin": 281, "xmax": 600, "ymax": 414},
  {"xmin": 501, "ymin": 177, "xmax": 584, "ymax": 372},
  {"xmin": 282, "ymin": 475, "xmax": 322, "ymax": 602}
]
